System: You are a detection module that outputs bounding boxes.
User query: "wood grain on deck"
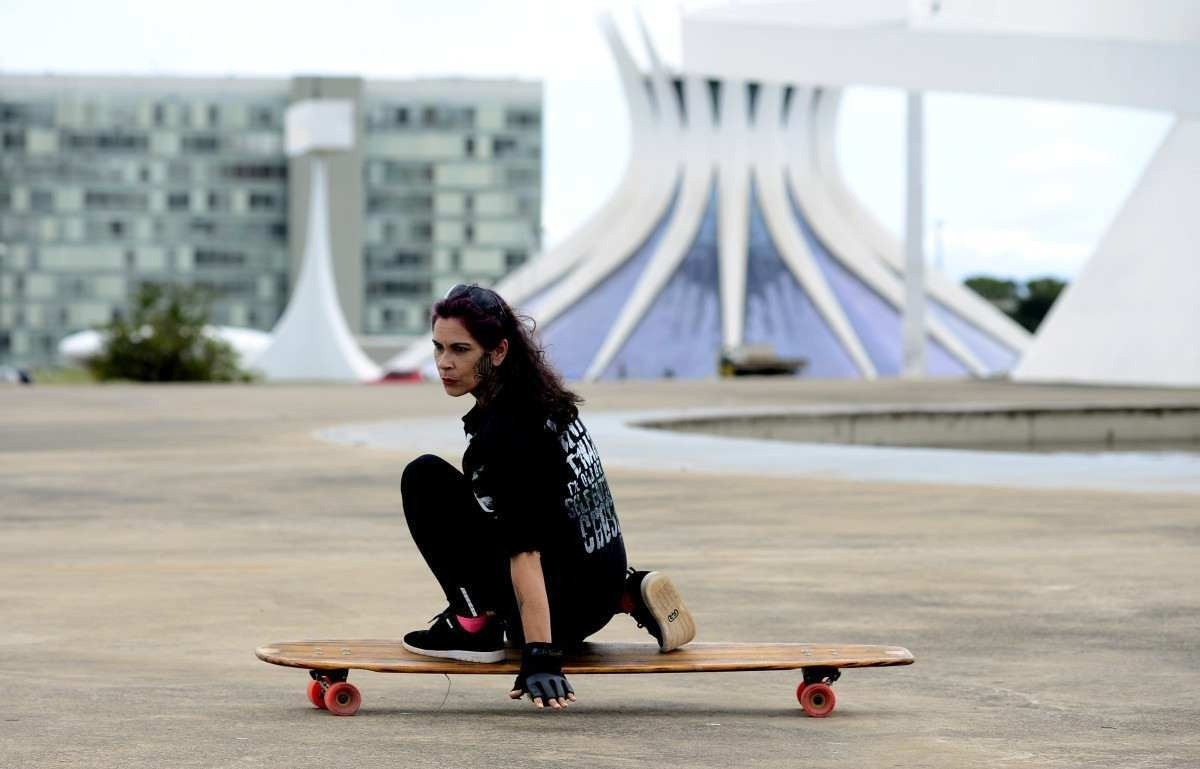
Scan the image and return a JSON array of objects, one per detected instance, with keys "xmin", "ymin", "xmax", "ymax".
[{"xmin": 256, "ymin": 641, "xmax": 914, "ymax": 675}]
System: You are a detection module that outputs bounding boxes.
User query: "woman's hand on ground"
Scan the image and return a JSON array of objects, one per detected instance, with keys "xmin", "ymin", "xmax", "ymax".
[
  {"xmin": 510, "ymin": 641, "xmax": 575, "ymax": 710},
  {"xmin": 509, "ymin": 675, "xmax": 577, "ymax": 710}
]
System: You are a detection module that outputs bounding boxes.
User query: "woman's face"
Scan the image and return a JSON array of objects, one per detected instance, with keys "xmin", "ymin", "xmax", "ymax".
[{"xmin": 432, "ymin": 316, "xmax": 506, "ymax": 398}]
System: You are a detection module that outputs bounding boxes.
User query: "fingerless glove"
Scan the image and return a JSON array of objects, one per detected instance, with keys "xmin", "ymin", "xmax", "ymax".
[{"xmin": 512, "ymin": 642, "xmax": 574, "ymax": 703}]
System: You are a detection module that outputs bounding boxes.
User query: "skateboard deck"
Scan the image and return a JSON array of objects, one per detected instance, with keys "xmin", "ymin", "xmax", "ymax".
[{"xmin": 256, "ymin": 640, "xmax": 914, "ymax": 717}]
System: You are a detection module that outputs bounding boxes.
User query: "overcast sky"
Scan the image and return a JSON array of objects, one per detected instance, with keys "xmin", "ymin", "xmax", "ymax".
[{"xmin": 0, "ymin": 0, "xmax": 1174, "ymax": 283}]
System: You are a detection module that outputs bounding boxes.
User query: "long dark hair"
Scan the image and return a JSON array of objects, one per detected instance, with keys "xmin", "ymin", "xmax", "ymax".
[{"xmin": 432, "ymin": 284, "xmax": 582, "ymax": 424}]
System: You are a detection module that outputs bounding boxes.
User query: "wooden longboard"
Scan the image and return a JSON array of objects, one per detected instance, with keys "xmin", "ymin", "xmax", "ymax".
[{"xmin": 256, "ymin": 641, "xmax": 914, "ymax": 717}]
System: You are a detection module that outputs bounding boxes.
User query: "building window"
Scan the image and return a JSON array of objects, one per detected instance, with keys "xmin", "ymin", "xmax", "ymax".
[
  {"xmin": 505, "ymin": 167, "xmax": 538, "ymax": 186},
  {"xmin": 505, "ymin": 250, "xmax": 526, "ymax": 268},
  {"xmin": 167, "ymin": 192, "xmax": 190, "ymax": 211},
  {"xmin": 221, "ymin": 162, "xmax": 285, "ymax": 180},
  {"xmin": 182, "ymin": 134, "xmax": 220, "ymax": 153},
  {"xmin": 85, "ymin": 190, "xmax": 149, "ymax": 210},
  {"xmin": 251, "ymin": 107, "xmax": 275, "ymax": 128},
  {"xmin": 464, "ymin": 224, "xmax": 474, "ymax": 243},
  {"xmin": 3, "ymin": 131, "xmax": 27, "ymax": 150},
  {"xmin": 367, "ymin": 279, "xmax": 431, "ymax": 298},
  {"xmin": 153, "ymin": 104, "xmax": 165, "ymax": 126},
  {"xmin": 465, "ymin": 137, "xmax": 475, "ymax": 157},
  {"xmin": 64, "ymin": 132, "xmax": 148, "ymax": 151},
  {"xmin": 195, "ymin": 248, "xmax": 246, "ymax": 267},
  {"xmin": 412, "ymin": 222, "xmax": 433, "ymax": 241},
  {"xmin": 381, "ymin": 162, "xmax": 434, "ymax": 185},
  {"xmin": 464, "ymin": 194, "xmax": 474, "ymax": 213},
  {"xmin": 492, "ymin": 137, "xmax": 518, "ymax": 158},
  {"xmin": 367, "ymin": 193, "xmax": 433, "ymax": 214},
  {"xmin": 505, "ymin": 109, "xmax": 540, "ymax": 129},
  {"xmin": 395, "ymin": 107, "xmax": 409, "ymax": 125},
  {"xmin": 248, "ymin": 192, "xmax": 278, "ymax": 211},
  {"xmin": 191, "ymin": 219, "xmax": 216, "ymax": 236}
]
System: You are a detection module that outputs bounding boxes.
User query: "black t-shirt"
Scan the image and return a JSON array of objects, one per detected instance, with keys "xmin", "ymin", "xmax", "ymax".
[{"xmin": 461, "ymin": 390, "xmax": 627, "ymax": 591}]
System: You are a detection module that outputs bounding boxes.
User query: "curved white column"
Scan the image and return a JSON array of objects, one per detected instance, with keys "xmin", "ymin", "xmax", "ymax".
[
  {"xmin": 519, "ymin": 14, "xmax": 681, "ymax": 331},
  {"xmin": 751, "ymin": 84, "xmax": 876, "ymax": 378},
  {"xmin": 584, "ymin": 73, "xmax": 717, "ymax": 380},
  {"xmin": 811, "ymin": 89, "xmax": 1031, "ymax": 354},
  {"xmin": 789, "ymin": 89, "xmax": 987, "ymax": 376},
  {"xmin": 383, "ymin": 13, "xmax": 675, "ymax": 374},
  {"xmin": 716, "ymin": 80, "xmax": 750, "ymax": 350},
  {"xmin": 254, "ymin": 158, "xmax": 381, "ymax": 382}
]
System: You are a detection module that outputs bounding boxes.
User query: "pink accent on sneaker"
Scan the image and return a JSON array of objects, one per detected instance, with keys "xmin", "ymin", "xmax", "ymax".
[{"xmin": 456, "ymin": 614, "xmax": 488, "ymax": 634}]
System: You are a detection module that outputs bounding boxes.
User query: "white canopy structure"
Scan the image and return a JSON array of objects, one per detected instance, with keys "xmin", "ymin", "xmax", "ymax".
[
  {"xmin": 253, "ymin": 100, "xmax": 382, "ymax": 382},
  {"xmin": 386, "ymin": 9, "xmax": 1029, "ymax": 381}
]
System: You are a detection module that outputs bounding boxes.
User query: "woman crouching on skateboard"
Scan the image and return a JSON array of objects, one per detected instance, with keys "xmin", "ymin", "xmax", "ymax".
[{"xmin": 400, "ymin": 283, "xmax": 696, "ymax": 710}]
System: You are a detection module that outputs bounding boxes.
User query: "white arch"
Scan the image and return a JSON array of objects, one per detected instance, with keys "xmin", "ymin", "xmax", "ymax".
[
  {"xmin": 810, "ymin": 89, "xmax": 1031, "ymax": 354},
  {"xmin": 715, "ymin": 79, "xmax": 751, "ymax": 350},
  {"xmin": 750, "ymin": 83, "xmax": 876, "ymax": 378},
  {"xmin": 787, "ymin": 89, "xmax": 988, "ymax": 376},
  {"xmin": 585, "ymin": 73, "xmax": 718, "ymax": 380}
]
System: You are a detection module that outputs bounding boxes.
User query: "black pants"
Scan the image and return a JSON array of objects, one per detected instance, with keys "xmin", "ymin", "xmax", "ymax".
[{"xmin": 401, "ymin": 454, "xmax": 618, "ymax": 646}]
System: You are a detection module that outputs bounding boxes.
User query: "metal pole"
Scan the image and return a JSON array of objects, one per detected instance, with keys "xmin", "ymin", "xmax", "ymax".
[{"xmin": 902, "ymin": 90, "xmax": 927, "ymax": 379}]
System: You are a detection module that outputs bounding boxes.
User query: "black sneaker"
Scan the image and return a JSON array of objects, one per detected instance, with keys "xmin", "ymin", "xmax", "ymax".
[
  {"xmin": 402, "ymin": 608, "xmax": 506, "ymax": 663},
  {"xmin": 622, "ymin": 569, "xmax": 696, "ymax": 652}
]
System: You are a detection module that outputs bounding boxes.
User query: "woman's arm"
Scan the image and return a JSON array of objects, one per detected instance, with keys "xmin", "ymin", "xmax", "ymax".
[
  {"xmin": 510, "ymin": 550, "xmax": 551, "ymax": 642},
  {"xmin": 508, "ymin": 551, "xmax": 575, "ymax": 708}
]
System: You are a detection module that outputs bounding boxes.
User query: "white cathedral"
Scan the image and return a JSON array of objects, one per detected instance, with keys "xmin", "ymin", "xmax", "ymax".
[{"xmin": 385, "ymin": 11, "xmax": 1028, "ymax": 382}]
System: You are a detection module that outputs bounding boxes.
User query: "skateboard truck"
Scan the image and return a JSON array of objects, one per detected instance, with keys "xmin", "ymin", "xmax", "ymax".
[{"xmin": 802, "ymin": 666, "xmax": 840, "ymax": 685}]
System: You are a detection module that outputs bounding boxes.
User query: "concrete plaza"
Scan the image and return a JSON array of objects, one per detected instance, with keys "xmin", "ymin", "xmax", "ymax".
[{"xmin": 1, "ymin": 379, "xmax": 1198, "ymax": 768}]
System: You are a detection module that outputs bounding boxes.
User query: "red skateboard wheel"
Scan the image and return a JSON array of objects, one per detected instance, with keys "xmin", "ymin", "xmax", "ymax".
[
  {"xmin": 324, "ymin": 681, "xmax": 362, "ymax": 716},
  {"xmin": 307, "ymin": 680, "xmax": 327, "ymax": 709},
  {"xmin": 799, "ymin": 682, "xmax": 836, "ymax": 717}
]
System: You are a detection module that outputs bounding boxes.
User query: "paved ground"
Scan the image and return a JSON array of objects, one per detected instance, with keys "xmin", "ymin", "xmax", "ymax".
[{"xmin": 2, "ymin": 379, "xmax": 1198, "ymax": 768}]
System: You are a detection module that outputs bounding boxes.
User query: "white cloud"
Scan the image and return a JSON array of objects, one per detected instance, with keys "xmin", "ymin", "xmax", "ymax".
[
  {"xmin": 1027, "ymin": 182, "xmax": 1079, "ymax": 210},
  {"xmin": 1008, "ymin": 142, "xmax": 1113, "ymax": 173},
  {"xmin": 939, "ymin": 226, "xmax": 1091, "ymax": 281}
]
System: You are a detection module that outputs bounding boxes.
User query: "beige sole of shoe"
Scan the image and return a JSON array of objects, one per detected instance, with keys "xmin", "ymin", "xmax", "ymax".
[{"xmin": 640, "ymin": 573, "xmax": 697, "ymax": 652}]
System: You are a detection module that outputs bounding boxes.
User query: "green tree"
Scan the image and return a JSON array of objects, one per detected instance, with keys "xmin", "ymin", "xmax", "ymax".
[
  {"xmin": 963, "ymin": 275, "xmax": 1019, "ymax": 314},
  {"xmin": 86, "ymin": 283, "xmax": 250, "ymax": 382},
  {"xmin": 1014, "ymin": 277, "xmax": 1066, "ymax": 332},
  {"xmin": 964, "ymin": 274, "xmax": 1067, "ymax": 333}
]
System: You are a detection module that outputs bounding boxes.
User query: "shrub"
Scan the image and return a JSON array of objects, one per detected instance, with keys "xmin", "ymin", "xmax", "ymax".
[{"xmin": 86, "ymin": 283, "xmax": 251, "ymax": 382}]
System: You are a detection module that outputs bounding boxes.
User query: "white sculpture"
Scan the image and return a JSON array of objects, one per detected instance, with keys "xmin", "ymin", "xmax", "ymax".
[{"xmin": 254, "ymin": 101, "xmax": 382, "ymax": 382}]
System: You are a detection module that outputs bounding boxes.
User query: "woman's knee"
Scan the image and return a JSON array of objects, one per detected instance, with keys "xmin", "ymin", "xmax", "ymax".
[{"xmin": 401, "ymin": 454, "xmax": 456, "ymax": 503}]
